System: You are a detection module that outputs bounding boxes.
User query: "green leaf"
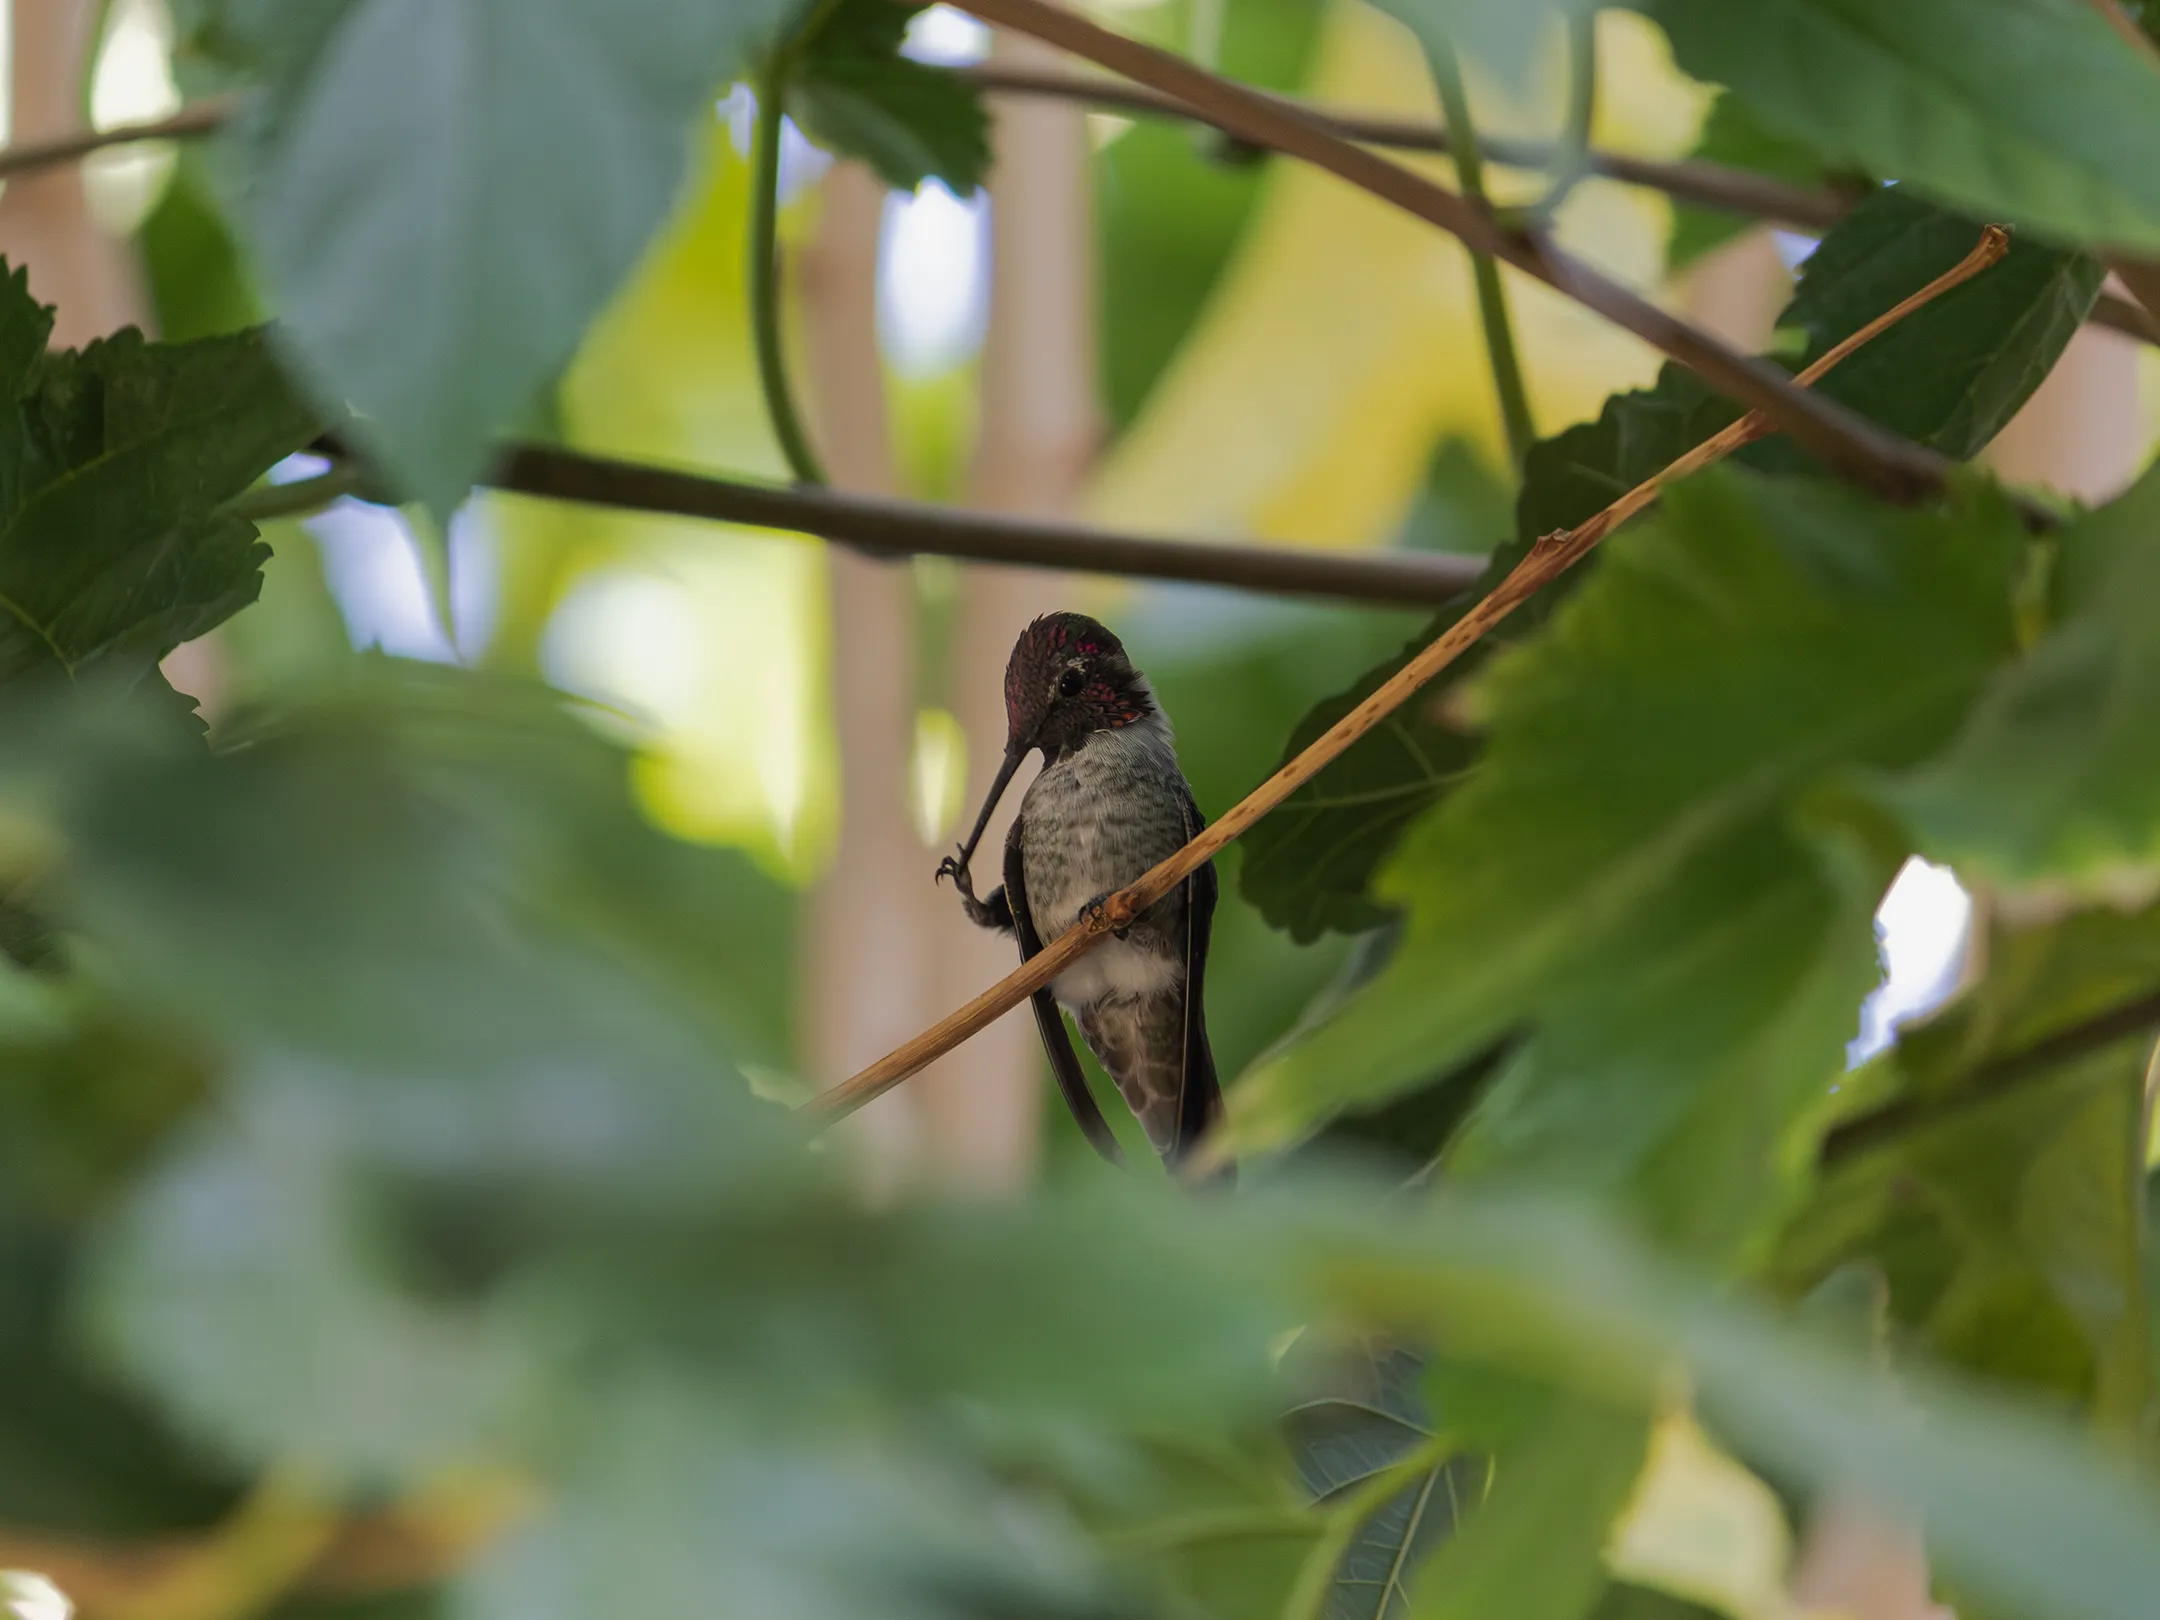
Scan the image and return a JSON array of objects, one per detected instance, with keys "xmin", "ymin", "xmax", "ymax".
[
  {"xmin": 790, "ymin": 0, "xmax": 990, "ymax": 194},
  {"xmin": 461, "ymin": 1395, "xmax": 1138, "ymax": 1620},
  {"xmin": 1638, "ymin": 0, "xmax": 2160, "ymax": 253},
  {"xmin": 1762, "ymin": 189, "xmax": 2103, "ymax": 464},
  {"xmin": 1241, "ymin": 187, "xmax": 2090, "ymax": 945},
  {"xmin": 0, "ymin": 266, "xmax": 318, "ymax": 691},
  {"xmin": 195, "ymin": 0, "xmax": 789, "ymax": 517},
  {"xmin": 1281, "ymin": 1345, "xmax": 1484, "ymax": 1620},
  {"xmin": 90, "ymin": 1110, "xmax": 545, "ymax": 1485},
  {"xmin": 1235, "ymin": 470, "xmax": 2026, "ymax": 1254},
  {"xmin": 1395, "ymin": 438, "xmax": 1514, "ymax": 557},
  {"xmin": 1887, "ymin": 461, "xmax": 2160, "ymax": 894},
  {"xmin": 1239, "ymin": 366, "xmax": 1739, "ymax": 944},
  {"xmin": 1361, "ymin": 0, "xmax": 1596, "ymax": 91},
  {"xmin": 1292, "ymin": 1187, "xmax": 2160, "ymax": 1620},
  {"xmin": 1773, "ymin": 902, "xmax": 2160, "ymax": 1423},
  {"xmin": 1667, "ymin": 92, "xmax": 1841, "ymax": 273},
  {"xmin": 1410, "ymin": 1396, "xmax": 1648, "ymax": 1620}
]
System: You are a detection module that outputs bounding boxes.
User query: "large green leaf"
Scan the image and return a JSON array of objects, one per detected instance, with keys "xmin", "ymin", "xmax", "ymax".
[
  {"xmin": 184, "ymin": 0, "xmax": 788, "ymax": 517},
  {"xmin": 1639, "ymin": 0, "xmax": 2160, "ymax": 252},
  {"xmin": 1773, "ymin": 902, "xmax": 2160, "ymax": 1425},
  {"xmin": 789, "ymin": 0, "xmax": 989, "ymax": 193},
  {"xmin": 1241, "ymin": 188, "xmax": 2089, "ymax": 945},
  {"xmin": 1888, "ymin": 460, "xmax": 2160, "ymax": 893},
  {"xmin": 1234, "ymin": 470, "xmax": 2026, "ymax": 1254},
  {"xmin": 0, "ymin": 265, "xmax": 318, "ymax": 691}
]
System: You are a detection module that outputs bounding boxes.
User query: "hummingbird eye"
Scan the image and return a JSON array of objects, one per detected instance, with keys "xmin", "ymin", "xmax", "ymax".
[{"xmin": 1057, "ymin": 666, "xmax": 1085, "ymax": 699}]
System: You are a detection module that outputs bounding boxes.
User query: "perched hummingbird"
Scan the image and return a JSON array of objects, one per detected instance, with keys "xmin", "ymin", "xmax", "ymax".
[{"xmin": 936, "ymin": 612, "xmax": 1226, "ymax": 1174}]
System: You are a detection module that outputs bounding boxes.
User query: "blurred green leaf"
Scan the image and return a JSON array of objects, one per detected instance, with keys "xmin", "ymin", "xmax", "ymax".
[
  {"xmin": 1242, "ymin": 186, "xmax": 2090, "ymax": 946},
  {"xmin": 790, "ymin": 0, "xmax": 990, "ymax": 193},
  {"xmin": 1887, "ymin": 461, "xmax": 2160, "ymax": 894},
  {"xmin": 1394, "ymin": 438, "xmax": 1512, "ymax": 557},
  {"xmin": 1774, "ymin": 902, "xmax": 2160, "ymax": 1423},
  {"xmin": 1237, "ymin": 471, "xmax": 2025, "ymax": 1257},
  {"xmin": 1410, "ymin": 1395, "xmax": 1646, "ymax": 1620},
  {"xmin": 1638, "ymin": 0, "xmax": 2160, "ymax": 252},
  {"xmin": 461, "ymin": 1393, "xmax": 1140, "ymax": 1620},
  {"xmin": 91, "ymin": 1104, "xmax": 547, "ymax": 1486},
  {"xmin": 1666, "ymin": 93, "xmax": 1840, "ymax": 273},
  {"xmin": 1365, "ymin": 0, "xmax": 1595, "ymax": 91},
  {"xmin": 186, "ymin": 0, "xmax": 790, "ymax": 517},
  {"xmin": 0, "ymin": 265, "xmax": 317, "ymax": 691},
  {"xmin": 137, "ymin": 149, "xmax": 267, "ymax": 344}
]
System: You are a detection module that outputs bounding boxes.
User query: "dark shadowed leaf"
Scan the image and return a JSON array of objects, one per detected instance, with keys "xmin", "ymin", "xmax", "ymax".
[
  {"xmin": 790, "ymin": 0, "xmax": 990, "ymax": 193},
  {"xmin": 1280, "ymin": 1344, "xmax": 1483, "ymax": 1620}
]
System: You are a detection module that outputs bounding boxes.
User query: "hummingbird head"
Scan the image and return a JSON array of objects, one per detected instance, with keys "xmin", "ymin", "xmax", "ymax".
[
  {"xmin": 1001, "ymin": 612, "xmax": 1155, "ymax": 761},
  {"xmin": 943, "ymin": 613, "xmax": 1157, "ymax": 879}
]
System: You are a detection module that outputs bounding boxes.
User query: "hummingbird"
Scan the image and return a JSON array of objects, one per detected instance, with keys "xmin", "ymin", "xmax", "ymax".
[{"xmin": 936, "ymin": 612, "xmax": 1227, "ymax": 1175}]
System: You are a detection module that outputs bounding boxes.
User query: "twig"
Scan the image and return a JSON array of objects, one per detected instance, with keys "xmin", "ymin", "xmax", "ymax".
[
  {"xmin": 1821, "ymin": 985, "xmax": 2160, "ymax": 1165},
  {"xmin": 1424, "ymin": 39, "xmax": 1536, "ymax": 466},
  {"xmin": 484, "ymin": 443, "xmax": 1481, "ymax": 602},
  {"xmin": 0, "ymin": 96, "xmax": 234, "ymax": 181},
  {"xmin": 953, "ymin": 0, "xmax": 1967, "ymax": 510},
  {"xmin": 957, "ymin": 65, "xmax": 1858, "ymax": 235},
  {"xmin": 802, "ymin": 226, "xmax": 2011, "ymax": 1131},
  {"xmin": 2092, "ymin": 289, "xmax": 2160, "ymax": 345}
]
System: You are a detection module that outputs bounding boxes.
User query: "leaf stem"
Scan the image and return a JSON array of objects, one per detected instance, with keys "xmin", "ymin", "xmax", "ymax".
[
  {"xmin": 1513, "ymin": 10, "xmax": 1598, "ymax": 227},
  {"xmin": 1424, "ymin": 38, "xmax": 1535, "ymax": 468},
  {"xmin": 227, "ymin": 463, "xmax": 375, "ymax": 523},
  {"xmin": 750, "ymin": 52, "xmax": 829, "ymax": 488},
  {"xmin": 802, "ymin": 225, "xmax": 2013, "ymax": 1139}
]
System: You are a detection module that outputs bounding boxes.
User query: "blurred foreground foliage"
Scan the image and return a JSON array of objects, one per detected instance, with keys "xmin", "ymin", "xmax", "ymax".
[{"xmin": 12, "ymin": 1, "xmax": 2160, "ymax": 1619}]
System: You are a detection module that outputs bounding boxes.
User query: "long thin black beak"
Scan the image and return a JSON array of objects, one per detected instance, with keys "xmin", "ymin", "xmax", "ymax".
[{"xmin": 950, "ymin": 739, "xmax": 1026, "ymax": 875}]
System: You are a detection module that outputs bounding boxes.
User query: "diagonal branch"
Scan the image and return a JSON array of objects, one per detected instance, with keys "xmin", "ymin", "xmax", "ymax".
[
  {"xmin": 802, "ymin": 226, "xmax": 2012, "ymax": 1131},
  {"xmin": 952, "ymin": 0, "xmax": 1963, "ymax": 508}
]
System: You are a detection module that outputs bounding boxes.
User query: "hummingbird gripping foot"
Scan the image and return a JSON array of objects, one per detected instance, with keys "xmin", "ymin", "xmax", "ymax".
[
  {"xmin": 938, "ymin": 847, "xmax": 1012, "ymax": 932},
  {"xmin": 1080, "ymin": 892, "xmax": 1131, "ymax": 941}
]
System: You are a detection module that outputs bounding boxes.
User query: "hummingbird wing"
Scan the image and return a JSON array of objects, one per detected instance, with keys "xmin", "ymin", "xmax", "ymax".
[
  {"xmin": 1005, "ymin": 816, "xmax": 1126, "ymax": 1168},
  {"xmin": 1173, "ymin": 790, "xmax": 1229, "ymax": 1175}
]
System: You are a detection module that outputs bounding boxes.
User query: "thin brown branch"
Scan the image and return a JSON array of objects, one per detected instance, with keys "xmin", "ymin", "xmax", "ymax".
[
  {"xmin": 1821, "ymin": 986, "xmax": 2160, "ymax": 1166},
  {"xmin": 959, "ymin": 65, "xmax": 1857, "ymax": 236},
  {"xmin": 803, "ymin": 226, "xmax": 2012, "ymax": 1132},
  {"xmin": 0, "ymin": 96, "xmax": 235, "ymax": 182},
  {"xmin": 953, "ymin": 0, "xmax": 1978, "ymax": 510},
  {"xmin": 483, "ymin": 444, "xmax": 1482, "ymax": 604}
]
